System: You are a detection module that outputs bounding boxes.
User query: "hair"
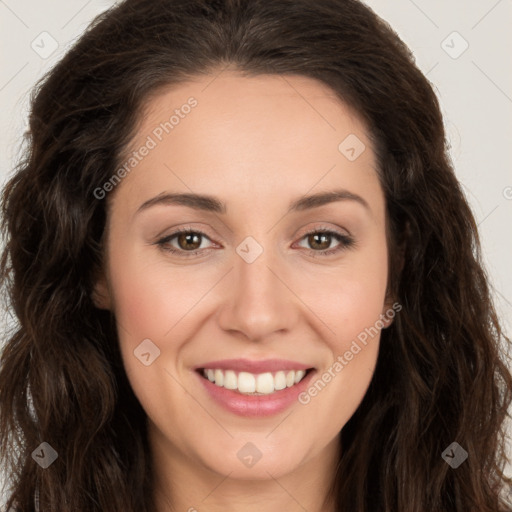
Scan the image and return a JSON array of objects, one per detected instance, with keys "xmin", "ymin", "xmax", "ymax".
[{"xmin": 1, "ymin": 0, "xmax": 511, "ymax": 510}]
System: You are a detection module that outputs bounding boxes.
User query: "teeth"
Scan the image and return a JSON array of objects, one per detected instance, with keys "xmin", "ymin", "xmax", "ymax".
[
  {"xmin": 201, "ymin": 368, "xmax": 308, "ymax": 395},
  {"xmin": 274, "ymin": 371, "xmax": 287, "ymax": 390},
  {"xmin": 214, "ymin": 369, "xmax": 224, "ymax": 387},
  {"xmin": 256, "ymin": 372, "xmax": 274, "ymax": 394},
  {"xmin": 238, "ymin": 372, "xmax": 256, "ymax": 393},
  {"xmin": 224, "ymin": 370, "xmax": 237, "ymax": 390}
]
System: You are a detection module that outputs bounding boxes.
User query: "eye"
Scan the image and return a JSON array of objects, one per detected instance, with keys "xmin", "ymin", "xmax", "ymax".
[
  {"xmin": 155, "ymin": 228, "xmax": 214, "ymax": 257},
  {"xmin": 295, "ymin": 228, "xmax": 355, "ymax": 257}
]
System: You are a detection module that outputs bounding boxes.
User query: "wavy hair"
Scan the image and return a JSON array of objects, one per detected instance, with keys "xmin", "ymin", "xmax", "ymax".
[{"xmin": 1, "ymin": 0, "xmax": 511, "ymax": 510}]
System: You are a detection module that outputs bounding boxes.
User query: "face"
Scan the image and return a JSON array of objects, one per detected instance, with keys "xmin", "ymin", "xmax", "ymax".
[{"xmin": 94, "ymin": 70, "xmax": 393, "ymax": 485}]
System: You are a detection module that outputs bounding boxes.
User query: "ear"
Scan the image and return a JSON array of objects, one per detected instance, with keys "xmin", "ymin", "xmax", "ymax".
[
  {"xmin": 380, "ymin": 298, "xmax": 397, "ymax": 329},
  {"xmin": 91, "ymin": 271, "xmax": 112, "ymax": 310},
  {"xmin": 380, "ymin": 224, "xmax": 407, "ymax": 328}
]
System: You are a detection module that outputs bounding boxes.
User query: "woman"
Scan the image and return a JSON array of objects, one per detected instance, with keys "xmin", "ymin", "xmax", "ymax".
[{"xmin": 1, "ymin": 0, "xmax": 511, "ymax": 510}]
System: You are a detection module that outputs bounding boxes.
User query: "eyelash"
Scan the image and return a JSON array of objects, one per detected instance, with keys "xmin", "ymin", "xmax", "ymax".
[{"xmin": 155, "ymin": 226, "xmax": 355, "ymax": 259}]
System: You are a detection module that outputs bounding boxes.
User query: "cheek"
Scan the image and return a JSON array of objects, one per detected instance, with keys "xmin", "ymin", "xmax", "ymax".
[
  {"xmin": 298, "ymin": 235, "xmax": 388, "ymax": 413},
  {"xmin": 107, "ymin": 248, "xmax": 212, "ymax": 341},
  {"xmin": 306, "ymin": 241, "xmax": 389, "ymax": 344},
  {"xmin": 297, "ymin": 272, "xmax": 387, "ymax": 436},
  {"xmin": 106, "ymin": 250, "xmax": 196, "ymax": 420}
]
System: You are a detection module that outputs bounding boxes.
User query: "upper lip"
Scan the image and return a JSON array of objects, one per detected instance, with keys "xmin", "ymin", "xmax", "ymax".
[{"xmin": 195, "ymin": 358, "xmax": 314, "ymax": 374}]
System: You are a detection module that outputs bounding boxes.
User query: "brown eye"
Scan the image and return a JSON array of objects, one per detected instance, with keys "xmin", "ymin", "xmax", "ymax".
[
  {"xmin": 156, "ymin": 229, "xmax": 214, "ymax": 257},
  {"xmin": 306, "ymin": 232, "xmax": 333, "ymax": 251},
  {"xmin": 176, "ymin": 232, "xmax": 202, "ymax": 251},
  {"xmin": 296, "ymin": 228, "xmax": 355, "ymax": 256}
]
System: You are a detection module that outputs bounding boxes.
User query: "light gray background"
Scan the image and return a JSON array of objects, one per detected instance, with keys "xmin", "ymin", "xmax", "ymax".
[{"xmin": 1, "ymin": 0, "xmax": 511, "ymax": 505}]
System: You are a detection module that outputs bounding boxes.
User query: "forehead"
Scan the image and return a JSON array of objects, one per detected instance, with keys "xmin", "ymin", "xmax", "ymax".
[
  {"xmin": 112, "ymin": 71, "xmax": 382, "ymax": 217},
  {"xmin": 135, "ymin": 70, "xmax": 369, "ymax": 146}
]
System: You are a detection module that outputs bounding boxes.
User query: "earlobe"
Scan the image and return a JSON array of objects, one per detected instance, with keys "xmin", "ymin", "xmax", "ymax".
[
  {"xmin": 380, "ymin": 299, "xmax": 397, "ymax": 329},
  {"xmin": 91, "ymin": 275, "xmax": 112, "ymax": 310}
]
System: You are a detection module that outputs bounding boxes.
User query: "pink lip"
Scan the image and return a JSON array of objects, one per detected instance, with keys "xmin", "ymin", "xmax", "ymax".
[
  {"xmin": 195, "ymin": 358, "xmax": 313, "ymax": 374},
  {"xmin": 195, "ymin": 368, "xmax": 316, "ymax": 417}
]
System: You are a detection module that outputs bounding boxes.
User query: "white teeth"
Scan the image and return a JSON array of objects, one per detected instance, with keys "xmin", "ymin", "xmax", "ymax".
[
  {"xmin": 201, "ymin": 368, "xmax": 310, "ymax": 395},
  {"xmin": 238, "ymin": 372, "xmax": 256, "ymax": 393},
  {"xmin": 224, "ymin": 370, "xmax": 237, "ymax": 390},
  {"xmin": 214, "ymin": 369, "xmax": 224, "ymax": 387},
  {"xmin": 274, "ymin": 371, "xmax": 287, "ymax": 390},
  {"xmin": 256, "ymin": 372, "xmax": 274, "ymax": 394},
  {"xmin": 294, "ymin": 370, "xmax": 306, "ymax": 384}
]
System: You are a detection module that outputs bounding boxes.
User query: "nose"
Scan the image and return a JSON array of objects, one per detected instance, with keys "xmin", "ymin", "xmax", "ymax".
[{"xmin": 216, "ymin": 242, "xmax": 299, "ymax": 343}]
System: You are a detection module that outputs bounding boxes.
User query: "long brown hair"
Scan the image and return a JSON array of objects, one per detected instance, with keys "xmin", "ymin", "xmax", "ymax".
[{"xmin": 1, "ymin": 0, "xmax": 511, "ymax": 510}]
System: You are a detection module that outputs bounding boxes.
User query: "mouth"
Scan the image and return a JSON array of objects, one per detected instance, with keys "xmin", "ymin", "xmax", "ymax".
[
  {"xmin": 194, "ymin": 360, "xmax": 318, "ymax": 417},
  {"xmin": 196, "ymin": 367, "xmax": 315, "ymax": 396}
]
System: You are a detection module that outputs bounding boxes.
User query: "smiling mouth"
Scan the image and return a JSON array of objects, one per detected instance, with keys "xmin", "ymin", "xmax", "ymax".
[{"xmin": 196, "ymin": 368, "xmax": 315, "ymax": 396}]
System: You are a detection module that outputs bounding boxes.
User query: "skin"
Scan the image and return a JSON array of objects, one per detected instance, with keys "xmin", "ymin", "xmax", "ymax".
[{"xmin": 93, "ymin": 69, "xmax": 394, "ymax": 512}]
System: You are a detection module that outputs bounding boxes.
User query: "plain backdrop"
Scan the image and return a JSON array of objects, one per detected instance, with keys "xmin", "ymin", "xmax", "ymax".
[{"xmin": 1, "ymin": 0, "xmax": 511, "ymax": 504}]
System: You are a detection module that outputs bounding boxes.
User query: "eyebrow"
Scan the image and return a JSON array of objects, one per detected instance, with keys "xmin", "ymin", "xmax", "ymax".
[{"xmin": 136, "ymin": 189, "xmax": 371, "ymax": 216}]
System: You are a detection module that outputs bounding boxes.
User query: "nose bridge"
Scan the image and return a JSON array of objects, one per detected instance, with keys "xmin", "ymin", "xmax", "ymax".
[{"xmin": 218, "ymin": 235, "xmax": 296, "ymax": 341}]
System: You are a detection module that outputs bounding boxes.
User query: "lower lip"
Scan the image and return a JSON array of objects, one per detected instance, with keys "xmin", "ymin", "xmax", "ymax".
[{"xmin": 195, "ymin": 369, "xmax": 316, "ymax": 417}]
